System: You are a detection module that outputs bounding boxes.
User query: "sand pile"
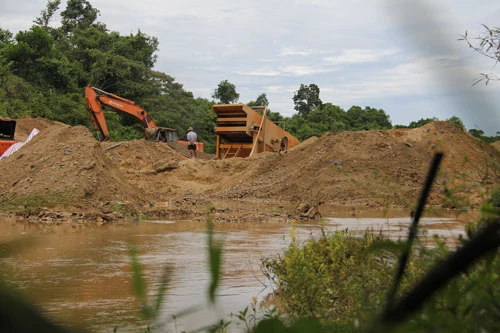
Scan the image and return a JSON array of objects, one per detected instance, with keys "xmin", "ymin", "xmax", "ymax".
[{"xmin": 1, "ymin": 118, "xmax": 498, "ymax": 222}]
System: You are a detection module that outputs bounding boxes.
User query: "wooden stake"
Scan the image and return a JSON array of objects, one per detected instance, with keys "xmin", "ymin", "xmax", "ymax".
[{"xmin": 249, "ymin": 107, "xmax": 267, "ymax": 156}]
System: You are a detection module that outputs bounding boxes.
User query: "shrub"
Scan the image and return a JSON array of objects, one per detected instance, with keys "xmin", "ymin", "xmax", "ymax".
[
  {"xmin": 490, "ymin": 186, "xmax": 500, "ymax": 207},
  {"xmin": 262, "ymin": 226, "xmax": 500, "ymax": 332},
  {"xmin": 261, "ymin": 229, "xmax": 432, "ymax": 327}
]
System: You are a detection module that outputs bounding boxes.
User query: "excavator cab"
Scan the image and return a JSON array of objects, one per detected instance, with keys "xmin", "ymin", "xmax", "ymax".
[
  {"xmin": 145, "ymin": 127, "xmax": 178, "ymax": 142},
  {"xmin": 0, "ymin": 119, "xmax": 17, "ymax": 156},
  {"xmin": 0, "ymin": 120, "xmax": 16, "ymax": 140}
]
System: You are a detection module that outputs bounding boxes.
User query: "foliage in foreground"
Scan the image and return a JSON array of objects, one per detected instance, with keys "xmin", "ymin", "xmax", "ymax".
[
  {"xmin": 261, "ymin": 224, "xmax": 500, "ymax": 332},
  {"xmin": 261, "ymin": 229, "xmax": 427, "ymax": 329},
  {"xmin": 0, "ymin": 153, "xmax": 499, "ymax": 332},
  {"xmin": 256, "ymin": 153, "xmax": 500, "ymax": 332}
]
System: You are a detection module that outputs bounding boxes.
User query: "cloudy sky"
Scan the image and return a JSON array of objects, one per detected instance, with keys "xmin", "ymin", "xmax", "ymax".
[{"xmin": 1, "ymin": 0, "xmax": 500, "ymax": 134}]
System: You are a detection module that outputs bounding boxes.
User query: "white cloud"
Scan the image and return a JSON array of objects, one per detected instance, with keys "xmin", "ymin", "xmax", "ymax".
[
  {"xmin": 280, "ymin": 47, "xmax": 316, "ymax": 57},
  {"xmin": 263, "ymin": 85, "xmax": 288, "ymax": 93},
  {"xmin": 234, "ymin": 67, "xmax": 282, "ymax": 77},
  {"xmin": 323, "ymin": 48, "xmax": 401, "ymax": 65},
  {"xmin": 281, "ymin": 65, "xmax": 331, "ymax": 76}
]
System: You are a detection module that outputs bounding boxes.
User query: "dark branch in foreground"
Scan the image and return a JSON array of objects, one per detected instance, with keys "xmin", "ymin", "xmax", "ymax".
[
  {"xmin": 384, "ymin": 152, "xmax": 443, "ymax": 309},
  {"xmin": 380, "ymin": 219, "xmax": 500, "ymax": 324}
]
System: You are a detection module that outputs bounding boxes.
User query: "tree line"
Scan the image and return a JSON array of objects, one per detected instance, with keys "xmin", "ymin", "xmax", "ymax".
[{"xmin": 0, "ymin": 0, "xmax": 498, "ymax": 154}]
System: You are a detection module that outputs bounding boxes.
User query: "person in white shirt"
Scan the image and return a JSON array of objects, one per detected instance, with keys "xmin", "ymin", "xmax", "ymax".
[{"xmin": 186, "ymin": 127, "xmax": 197, "ymax": 158}]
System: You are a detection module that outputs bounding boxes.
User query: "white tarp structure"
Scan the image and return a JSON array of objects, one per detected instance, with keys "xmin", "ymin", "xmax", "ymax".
[{"xmin": 0, "ymin": 128, "xmax": 39, "ymax": 160}]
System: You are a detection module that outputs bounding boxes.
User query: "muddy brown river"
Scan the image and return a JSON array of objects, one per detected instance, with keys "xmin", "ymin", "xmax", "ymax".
[{"xmin": 0, "ymin": 215, "xmax": 465, "ymax": 332}]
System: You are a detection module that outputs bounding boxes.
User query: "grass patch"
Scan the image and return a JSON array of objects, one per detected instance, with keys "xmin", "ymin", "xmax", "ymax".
[{"xmin": 0, "ymin": 192, "xmax": 73, "ymax": 213}]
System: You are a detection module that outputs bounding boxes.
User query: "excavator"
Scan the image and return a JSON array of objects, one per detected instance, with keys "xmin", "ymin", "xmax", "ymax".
[
  {"xmin": 0, "ymin": 119, "xmax": 17, "ymax": 156},
  {"xmin": 85, "ymin": 85, "xmax": 178, "ymax": 142}
]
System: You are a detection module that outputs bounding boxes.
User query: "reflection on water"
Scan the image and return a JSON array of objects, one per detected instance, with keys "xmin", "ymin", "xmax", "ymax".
[{"xmin": 0, "ymin": 216, "xmax": 465, "ymax": 332}]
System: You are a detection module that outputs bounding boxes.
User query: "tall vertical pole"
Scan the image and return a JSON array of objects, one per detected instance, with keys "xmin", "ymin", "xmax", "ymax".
[{"xmin": 216, "ymin": 134, "xmax": 221, "ymax": 159}]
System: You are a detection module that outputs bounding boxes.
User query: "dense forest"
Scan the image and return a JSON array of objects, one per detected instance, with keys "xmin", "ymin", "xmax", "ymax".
[{"xmin": 0, "ymin": 0, "xmax": 498, "ymax": 154}]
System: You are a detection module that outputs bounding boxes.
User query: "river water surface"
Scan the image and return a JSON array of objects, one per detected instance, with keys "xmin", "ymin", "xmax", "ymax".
[{"xmin": 0, "ymin": 215, "xmax": 465, "ymax": 332}]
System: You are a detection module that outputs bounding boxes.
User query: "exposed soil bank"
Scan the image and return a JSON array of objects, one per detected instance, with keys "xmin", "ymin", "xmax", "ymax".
[{"xmin": 1, "ymin": 118, "xmax": 498, "ymax": 224}]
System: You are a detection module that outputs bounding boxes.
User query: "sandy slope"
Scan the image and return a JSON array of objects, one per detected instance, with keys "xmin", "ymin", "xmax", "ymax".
[{"xmin": 1, "ymin": 118, "xmax": 498, "ymax": 223}]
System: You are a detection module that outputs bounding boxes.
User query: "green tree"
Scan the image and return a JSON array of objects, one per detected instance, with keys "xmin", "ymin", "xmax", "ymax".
[
  {"xmin": 248, "ymin": 93, "xmax": 269, "ymax": 107},
  {"xmin": 189, "ymin": 98, "xmax": 217, "ymax": 153},
  {"xmin": 254, "ymin": 93, "xmax": 269, "ymax": 106},
  {"xmin": 44, "ymin": 92, "xmax": 90, "ymax": 126},
  {"xmin": 2, "ymin": 25, "xmax": 81, "ymax": 92},
  {"xmin": 60, "ymin": 0, "xmax": 101, "ymax": 34},
  {"xmin": 212, "ymin": 80, "xmax": 239, "ymax": 104},
  {"xmin": 110, "ymin": 30, "xmax": 159, "ymax": 69},
  {"xmin": 286, "ymin": 114, "xmax": 323, "ymax": 141},
  {"xmin": 3, "ymin": 27, "xmax": 50, "ymax": 80},
  {"xmin": 346, "ymin": 106, "xmax": 392, "ymax": 130},
  {"xmin": 0, "ymin": 71, "xmax": 42, "ymax": 118},
  {"xmin": 467, "ymin": 128, "xmax": 500, "ymax": 143},
  {"xmin": 33, "ymin": 0, "xmax": 61, "ymax": 27},
  {"xmin": 408, "ymin": 117, "xmax": 439, "ymax": 128},
  {"xmin": 468, "ymin": 128, "xmax": 484, "ymax": 138},
  {"xmin": 446, "ymin": 115, "xmax": 465, "ymax": 128},
  {"xmin": 293, "ymin": 83, "xmax": 322, "ymax": 117},
  {"xmin": 308, "ymin": 103, "xmax": 349, "ymax": 132},
  {"xmin": 88, "ymin": 50, "xmax": 151, "ymax": 96},
  {"xmin": 267, "ymin": 110, "xmax": 285, "ymax": 124},
  {"xmin": 0, "ymin": 28, "xmax": 13, "ymax": 46}
]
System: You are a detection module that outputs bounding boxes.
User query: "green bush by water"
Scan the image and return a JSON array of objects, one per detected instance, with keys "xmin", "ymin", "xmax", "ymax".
[
  {"xmin": 261, "ymin": 228, "xmax": 435, "ymax": 329},
  {"xmin": 260, "ymin": 225, "xmax": 500, "ymax": 332}
]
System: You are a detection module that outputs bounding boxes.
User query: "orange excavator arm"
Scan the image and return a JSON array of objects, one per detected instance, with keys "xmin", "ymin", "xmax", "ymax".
[{"xmin": 85, "ymin": 85, "xmax": 158, "ymax": 141}]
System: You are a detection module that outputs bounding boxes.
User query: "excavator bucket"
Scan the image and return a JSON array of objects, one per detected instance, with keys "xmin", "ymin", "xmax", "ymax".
[{"xmin": 213, "ymin": 104, "xmax": 299, "ymax": 159}]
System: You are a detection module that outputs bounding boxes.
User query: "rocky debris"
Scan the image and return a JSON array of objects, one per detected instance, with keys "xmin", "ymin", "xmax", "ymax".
[{"xmin": 295, "ymin": 201, "xmax": 323, "ymax": 219}]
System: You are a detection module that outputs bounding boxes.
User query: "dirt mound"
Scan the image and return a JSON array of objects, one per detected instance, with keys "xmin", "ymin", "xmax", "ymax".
[
  {"xmin": 206, "ymin": 122, "xmax": 499, "ymax": 210},
  {"xmin": 1, "ymin": 118, "xmax": 499, "ymax": 223},
  {"xmin": 12, "ymin": 117, "xmax": 56, "ymax": 141},
  {"xmin": 0, "ymin": 119, "xmax": 148, "ymax": 219},
  {"xmin": 492, "ymin": 141, "xmax": 500, "ymax": 152}
]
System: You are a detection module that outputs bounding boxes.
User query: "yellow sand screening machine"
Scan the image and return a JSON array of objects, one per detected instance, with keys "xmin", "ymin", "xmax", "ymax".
[{"xmin": 213, "ymin": 104, "xmax": 299, "ymax": 159}]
